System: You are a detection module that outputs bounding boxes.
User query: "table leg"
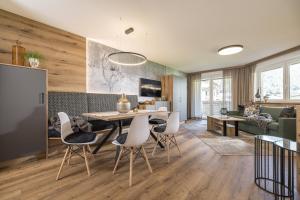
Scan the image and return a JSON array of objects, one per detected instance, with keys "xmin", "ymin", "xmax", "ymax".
[
  {"xmin": 92, "ymin": 123, "xmax": 117, "ymax": 154},
  {"xmin": 235, "ymin": 121, "xmax": 239, "ymax": 136},
  {"xmin": 115, "ymin": 120, "xmax": 123, "ymax": 162},
  {"xmin": 223, "ymin": 121, "xmax": 227, "ymax": 136}
]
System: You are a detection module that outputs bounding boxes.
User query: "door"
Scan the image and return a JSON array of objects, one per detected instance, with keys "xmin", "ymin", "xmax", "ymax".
[{"xmin": 0, "ymin": 65, "xmax": 47, "ymax": 162}]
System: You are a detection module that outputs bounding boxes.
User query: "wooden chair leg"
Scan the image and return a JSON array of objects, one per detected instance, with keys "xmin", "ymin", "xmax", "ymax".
[
  {"xmin": 56, "ymin": 146, "xmax": 70, "ymax": 180},
  {"xmin": 152, "ymin": 134, "xmax": 160, "ymax": 157},
  {"xmin": 129, "ymin": 147, "xmax": 134, "ymax": 187},
  {"xmin": 141, "ymin": 146, "xmax": 153, "ymax": 173},
  {"xmin": 167, "ymin": 135, "xmax": 170, "ymax": 163},
  {"xmin": 67, "ymin": 147, "xmax": 72, "ymax": 166},
  {"xmin": 83, "ymin": 145, "xmax": 91, "ymax": 176},
  {"xmin": 172, "ymin": 135, "xmax": 181, "ymax": 156},
  {"xmin": 87, "ymin": 145, "xmax": 95, "ymax": 160},
  {"xmin": 113, "ymin": 146, "xmax": 124, "ymax": 174}
]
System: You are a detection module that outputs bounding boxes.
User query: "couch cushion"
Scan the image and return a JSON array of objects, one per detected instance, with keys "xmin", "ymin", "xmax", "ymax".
[
  {"xmin": 279, "ymin": 106, "xmax": 296, "ymax": 118},
  {"xmin": 48, "ymin": 92, "xmax": 88, "ymax": 119},
  {"xmin": 116, "ymin": 133, "xmax": 128, "ymax": 144},
  {"xmin": 268, "ymin": 122, "xmax": 279, "ymax": 131},
  {"xmin": 260, "ymin": 106, "xmax": 284, "ymax": 121},
  {"xmin": 153, "ymin": 125, "xmax": 167, "ymax": 133},
  {"xmin": 149, "ymin": 118, "xmax": 166, "ymax": 125},
  {"xmin": 64, "ymin": 131, "xmax": 96, "ymax": 143}
]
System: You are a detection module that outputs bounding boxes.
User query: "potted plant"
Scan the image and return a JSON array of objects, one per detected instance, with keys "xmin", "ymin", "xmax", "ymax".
[
  {"xmin": 24, "ymin": 51, "xmax": 43, "ymax": 68},
  {"xmin": 263, "ymin": 94, "xmax": 270, "ymax": 103}
]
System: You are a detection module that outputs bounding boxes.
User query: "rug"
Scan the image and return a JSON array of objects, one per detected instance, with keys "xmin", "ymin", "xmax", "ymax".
[
  {"xmin": 200, "ymin": 137, "xmax": 254, "ymax": 156},
  {"xmin": 182, "ymin": 120, "xmax": 254, "ymax": 156}
]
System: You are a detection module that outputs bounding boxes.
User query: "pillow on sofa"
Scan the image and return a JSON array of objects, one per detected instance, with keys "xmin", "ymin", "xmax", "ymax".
[
  {"xmin": 238, "ymin": 105, "xmax": 245, "ymax": 115},
  {"xmin": 279, "ymin": 106, "xmax": 295, "ymax": 118},
  {"xmin": 259, "ymin": 112, "xmax": 272, "ymax": 119},
  {"xmin": 48, "ymin": 115, "xmax": 91, "ymax": 135},
  {"xmin": 244, "ymin": 105, "xmax": 259, "ymax": 117}
]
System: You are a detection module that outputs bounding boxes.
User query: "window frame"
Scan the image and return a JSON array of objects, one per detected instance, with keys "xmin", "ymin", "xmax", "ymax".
[
  {"xmin": 287, "ymin": 57, "xmax": 300, "ymax": 101},
  {"xmin": 255, "ymin": 54, "xmax": 300, "ymax": 102}
]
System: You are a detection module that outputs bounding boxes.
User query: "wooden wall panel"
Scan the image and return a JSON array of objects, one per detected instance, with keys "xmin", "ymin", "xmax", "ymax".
[{"xmin": 0, "ymin": 9, "xmax": 86, "ymax": 92}]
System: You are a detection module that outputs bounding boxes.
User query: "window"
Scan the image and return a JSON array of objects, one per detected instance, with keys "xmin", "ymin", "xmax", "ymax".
[
  {"xmin": 199, "ymin": 71, "xmax": 232, "ymax": 117},
  {"xmin": 261, "ymin": 68, "xmax": 283, "ymax": 100},
  {"xmin": 289, "ymin": 63, "xmax": 300, "ymax": 100},
  {"xmin": 256, "ymin": 52, "xmax": 300, "ymax": 101}
]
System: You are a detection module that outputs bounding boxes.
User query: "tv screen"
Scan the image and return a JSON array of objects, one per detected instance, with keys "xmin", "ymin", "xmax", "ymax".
[{"xmin": 140, "ymin": 78, "xmax": 162, "ymax": 97}]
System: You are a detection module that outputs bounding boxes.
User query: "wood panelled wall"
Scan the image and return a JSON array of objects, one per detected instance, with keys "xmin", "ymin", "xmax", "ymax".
[{"xmin": 0, "ymin": 9, "xmax": 86, "ymax": 92}]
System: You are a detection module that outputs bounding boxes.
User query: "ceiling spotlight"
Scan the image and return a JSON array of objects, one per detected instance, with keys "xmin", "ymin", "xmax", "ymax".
[{"xmin": 218, "ymin": 45, "xmax": 243, "ymax": 55}]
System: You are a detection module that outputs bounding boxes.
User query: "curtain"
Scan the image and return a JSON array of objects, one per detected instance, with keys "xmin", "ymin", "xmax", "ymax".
[
  {"xmin": 187, "ymin": 72, "xmax": 201, "ymax": 118},
  {"xmin": 224, "ymin": 64, "xmax": 256, "ymax": 110},
  {"xmin": 223, "ymin": 70, "xmax": 233, "ymax": 111}
]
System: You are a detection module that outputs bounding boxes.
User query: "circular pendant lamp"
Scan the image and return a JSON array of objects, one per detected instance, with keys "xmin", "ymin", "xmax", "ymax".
[{"xmin": 107, "ymin": 27, "xmax": 147, "ymax": 66}]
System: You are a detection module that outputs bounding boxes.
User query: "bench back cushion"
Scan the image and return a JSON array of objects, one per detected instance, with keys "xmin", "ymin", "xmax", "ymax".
[
  {"xmin": 48, "ymin": 92, "xmax": 88, "ymax": 119},
  {"xmin": 49, "ymin": 92, "xmax": 139, "ymax": 118},
  {"xmin": 87, "ymin": 93, "xmax": 119, "ymax": 112}
]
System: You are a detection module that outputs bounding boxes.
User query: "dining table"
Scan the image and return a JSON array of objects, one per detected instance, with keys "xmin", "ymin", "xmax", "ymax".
[{"xmin": 82, "ymin": 110, "xmax": 167, "ymax": 159}]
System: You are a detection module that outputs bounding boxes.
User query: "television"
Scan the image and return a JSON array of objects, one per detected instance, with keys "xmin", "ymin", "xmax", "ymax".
[{"xmin": 140, "ymin": 78, "xmax": 162, "ymax": 97}]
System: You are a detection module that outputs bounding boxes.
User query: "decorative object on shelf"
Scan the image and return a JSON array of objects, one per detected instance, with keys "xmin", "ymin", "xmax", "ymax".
[
  {"xmin": 117, "ymin": 93, "xmax": 131, "ymax": 113},
  {"xmin": 220, "ymin": 107, "xmax": 228, "ymax": 118},
  {"xmin": 24, "ymin": 51, "xmax": 43, "ymax": 68},
  {"xmin": 263, "ymin": 94, "xmax": 269, "ymax": 103},
  {"xmin": 107, "ymin": 25, "xmax": 147, "ymax": 66},
  {"xmin": 255, "ymin": 88, "xmax": 261, "ymax": 101},
  {"xmin": 12, "ymin": 40, "xmax": 26, "ymax": 66}
]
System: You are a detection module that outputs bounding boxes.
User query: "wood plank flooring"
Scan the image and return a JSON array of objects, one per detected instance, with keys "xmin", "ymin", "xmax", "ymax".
[{"xmin": 0, "ymin": 122, "xmax": 298, "ymax": 200}]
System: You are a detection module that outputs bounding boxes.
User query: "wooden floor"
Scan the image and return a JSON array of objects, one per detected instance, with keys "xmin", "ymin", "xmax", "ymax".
[{"xmin": 0, "ymin": 121, "xmax": 298, "ymax": 200}]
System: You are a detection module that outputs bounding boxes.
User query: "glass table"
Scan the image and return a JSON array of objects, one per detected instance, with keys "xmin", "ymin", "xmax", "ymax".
[
  {"xmin": 273, "ymin": 139, "xmax": 299, "ymax": 200},
  {"xmin": 254, "ymin": 135, "xmax": 299, "ymax": 200}
]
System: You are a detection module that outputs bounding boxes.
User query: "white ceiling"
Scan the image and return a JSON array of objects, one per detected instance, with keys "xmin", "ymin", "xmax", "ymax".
[{"xmin": 1, "ymin": 0, "xmax": 300, "ymax": 73}]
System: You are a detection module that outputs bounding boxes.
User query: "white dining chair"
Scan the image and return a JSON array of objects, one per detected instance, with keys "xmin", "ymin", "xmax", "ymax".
[
  {"xmin": 152, "ymin": 112, "xmax": 181, "ymax": 163},
  {"xmin": 56, "ymin": 112, "xmax": 101, "ymax": 180},
  {"xmin": 112, "ymin": 115, "xmax": 153, "ymax": 187},
  {"xmin": 149, "ymin": 106, "xmax": 168, "ymax": 125}
]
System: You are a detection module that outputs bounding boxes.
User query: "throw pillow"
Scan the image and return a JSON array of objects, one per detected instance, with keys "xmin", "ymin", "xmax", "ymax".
[
  {"xmin": 259, "ymin": 112, "xmax": 272, "ymax": 119},
  {"xmin": 244, "ymin": 105, "xmax": 259, "ymax": 117},
  {"xmin": 238, "ymin": 105, "xmax": 245, "ymax": 114},
  {"xmin": 279, "ymin": 106, "xmax": 295, "ymax": 118}
]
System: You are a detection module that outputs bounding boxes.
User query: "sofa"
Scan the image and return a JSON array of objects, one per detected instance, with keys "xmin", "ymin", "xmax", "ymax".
[
  {"xmin": 228, "ymin": 106, "xmax": 296, "ymax": 141},
  {"xmin": 48, "ymin": 92, "xmax": 138, "ymax": 137}
]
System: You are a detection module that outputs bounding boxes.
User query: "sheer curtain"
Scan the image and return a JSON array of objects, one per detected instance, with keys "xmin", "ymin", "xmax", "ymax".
[{"xmin": 223, "ymin": 70, "xmax": 233, "ymax": 111}]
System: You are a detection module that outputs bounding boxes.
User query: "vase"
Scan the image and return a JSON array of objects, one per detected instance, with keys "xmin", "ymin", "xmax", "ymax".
[
  {"xmin": 117, "ymin": 93, "xmax": 131, "ymax": 113},
  {"xmin": 28, "ymin": 58, "xmax": 40, "ymax": 68}
]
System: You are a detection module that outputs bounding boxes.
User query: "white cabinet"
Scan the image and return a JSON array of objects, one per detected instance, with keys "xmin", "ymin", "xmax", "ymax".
[
  {"xmin": 142, "ymin": 101, "xmax": 170, "ymax": 111},
  {"xmin": 173, "ymin": 76, "xmax": 187, "ymax": 121}
]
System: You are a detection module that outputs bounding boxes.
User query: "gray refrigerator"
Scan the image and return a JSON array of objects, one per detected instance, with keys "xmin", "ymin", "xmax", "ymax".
[{"xmin": 0, "ymin": 64, "xmax": 47, "ymax": 162}]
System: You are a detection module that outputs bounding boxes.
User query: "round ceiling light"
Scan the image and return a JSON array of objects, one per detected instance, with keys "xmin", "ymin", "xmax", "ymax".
[
  {"xmin": 107, "ymin": 52, "xmax": 147, "ymax": 66},
  {"xmin": 218, "ymin": 45, "xmax": 243, "ymax": 55}
]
